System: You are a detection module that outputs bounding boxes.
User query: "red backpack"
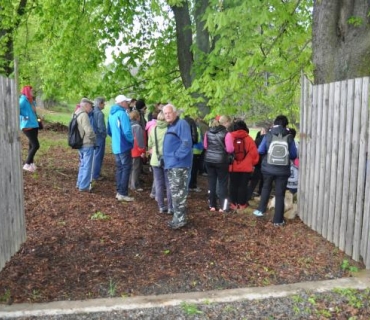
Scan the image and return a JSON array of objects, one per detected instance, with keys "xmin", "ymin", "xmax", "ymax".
[{"xmin": 233, "ymin": 137, "xmax": 247, "ymax": 162}]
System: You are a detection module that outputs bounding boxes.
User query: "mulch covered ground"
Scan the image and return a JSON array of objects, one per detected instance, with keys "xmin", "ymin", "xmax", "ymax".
[{"xmin": 0, "ymin": 125, "xmax": 364, "ymax": 305}]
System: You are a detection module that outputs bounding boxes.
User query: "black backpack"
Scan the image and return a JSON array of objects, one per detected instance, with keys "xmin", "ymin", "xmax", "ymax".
[
  {"xmin": 184, "ymin": 116, "xmax": 198, "ymax": 145},
  {"xmin": 68, "ymin": 113, "xmax": 84, "ymax": 149}
]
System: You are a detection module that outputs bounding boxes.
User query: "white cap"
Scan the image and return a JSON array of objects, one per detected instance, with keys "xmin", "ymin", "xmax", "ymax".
[{"xmin": 115, "ymin": 94, "xmax": 131, "ymax": 103}]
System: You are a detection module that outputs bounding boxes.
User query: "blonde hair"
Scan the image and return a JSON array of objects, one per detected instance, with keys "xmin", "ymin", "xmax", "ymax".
[
  {"xmin": 209, "ymin": 119, "xmax": 220, "ymax": 128},
  {"xmin": 157, "ymin": 111, "xmax": 165, "ymax": 121},
  {"xmin": 130, "ymin": 110, "xmax": 140, "ymax": 121},
  {"xmin": 219, "ymin": 115, "xmax": 231, "ymax": 126}
]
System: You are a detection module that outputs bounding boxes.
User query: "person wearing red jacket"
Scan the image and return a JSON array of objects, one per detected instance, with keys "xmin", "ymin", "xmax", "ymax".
[{"xmin": 229, "ymin": 120, "xmax": 259, "ymax": 211}]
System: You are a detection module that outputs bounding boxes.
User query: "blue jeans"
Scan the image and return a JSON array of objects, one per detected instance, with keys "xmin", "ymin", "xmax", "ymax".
[
  {"xmin": 152, "ymin": 166, "xmax": 172, "ymax": 210},
  {"xmin": 114, "ymin": 151, "xmax": 132, "ymax": 196},
  {"xmin": 77, "ymin": 146, "xmax": 94, "ymax": 190},
  {"xmin": 92, "ymin": 136, "xmax": 106, "ymax": 179}
]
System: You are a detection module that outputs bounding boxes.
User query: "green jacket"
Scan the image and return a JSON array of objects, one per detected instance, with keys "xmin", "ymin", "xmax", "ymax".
[{"xmin": 148, "ymin": 120, "xmax": 168, "ymax": 167}]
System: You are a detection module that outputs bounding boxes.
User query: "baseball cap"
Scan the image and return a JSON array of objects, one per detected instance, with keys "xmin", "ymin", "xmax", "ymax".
[{"xmin": 115, "ymin": 94, "xmax": 131, "ymax": 104}]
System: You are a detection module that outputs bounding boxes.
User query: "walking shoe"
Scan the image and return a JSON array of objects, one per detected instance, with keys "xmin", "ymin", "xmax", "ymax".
[
  {"xmin": 273, "ymin": 221, "xmax": 286, "ymax": 227},
  {"xmin": 239, "ymin": 203, "xmax": 248, "ymax": 210},
  {"xmin": 253, "ymin": 210, "xmax": 264, "ymax": 217},
  {"xmin": 116, "ymin": 194, "xmax": 134, "ymax": 202},
  {"xmin": 189, "ymin": 187, "xmax": 202, "ymax": 192},
  {"xmin": 167, "ymin": 221, "xmax": 187, "ymax": 230},
  {"xmin": 30, "ymin": 163, "xmax": 37, "ymax": 171},
  {"xmin": 136, "ymin": 188, "xmax": 143, "ymax": 192},
  {"xmin": 149, "ymin": 193, "xmax": 155, "ymax": 199},
  {"xmin": 94, "ymin": 176, "xmax": 104, "ymax": 181},
  {"xmin": 23, "ymin": 164, "xmax": 35, "ymax": 172},
  {"xmin": 159, "ymin": 207, "xmax": 168, "ymax": 214},
  {"xmin": 229, "ymin": 203, "xmax": 238, "ymax": 210},
  {"xmin": 210, "ymin": 207, "xmax": 216, "ymax": 212},
  {"xmin": 79, "ymin": 188, "xmax": 90, "ymax": 192}
]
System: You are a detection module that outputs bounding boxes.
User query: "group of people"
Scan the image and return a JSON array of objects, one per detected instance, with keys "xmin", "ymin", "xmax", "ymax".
[{"xmin": 19, "ymin": 85, "xmax": 298, "ymax": 229}]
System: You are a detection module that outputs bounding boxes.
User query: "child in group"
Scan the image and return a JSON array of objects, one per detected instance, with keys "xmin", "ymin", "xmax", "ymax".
[{"xmin": 129, "ymin": 110, "xmax": 146, "ymax": 191}]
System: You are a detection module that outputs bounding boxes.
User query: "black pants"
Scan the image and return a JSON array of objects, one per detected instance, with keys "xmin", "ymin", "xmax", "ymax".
[
  {"xmin": 206, "ymin": 162, "xmax": 229, "ymax": 209},
  {"xmin": 257, "ymin": 174, "xmax": 288, "ymax": 223},
  {"xmin": 247, "ymin": 166, "xmax": 263, "ymax": 200},
  {"xmin": 229, "ymin": 172, "xmax": 251, "ymax": 206},
  {"xmin": 23, "ymin": 128, "xmax": 40, "ymax": 164}
]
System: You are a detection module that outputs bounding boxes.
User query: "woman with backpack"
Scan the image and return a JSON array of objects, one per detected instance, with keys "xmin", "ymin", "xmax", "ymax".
[
  {"xmin": 253, "ymin": 115, "xmax": 298, "ymax": 226},
  {"xmin": 229, "ymin": 120, "xmax": 259, "ymax": 211}
]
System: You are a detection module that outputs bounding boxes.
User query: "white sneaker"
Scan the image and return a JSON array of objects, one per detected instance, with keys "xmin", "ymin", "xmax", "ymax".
[
  {"xmin": 23, "ymin": 164, "xmax": 35, "ymax": 172},
  {"xmin": 116, "ymin": 194, "xmax": 134, "ymax": 202},
  {"xmin": 30, "ymin": 163, "xmax": 37, "ymax": 171}
]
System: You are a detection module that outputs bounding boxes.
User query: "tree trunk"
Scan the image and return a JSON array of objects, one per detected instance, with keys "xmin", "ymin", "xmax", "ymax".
[
  {"xmin": 0, "ymin": 0, "xmax": 28, "ymax": 77},
  {"xmin": 171, "ymin": 2, "xmax": 193, "ymax": 89},
  {"xmin": 313, "ymin": 0, "xmax": 370, "ymax": 84}
]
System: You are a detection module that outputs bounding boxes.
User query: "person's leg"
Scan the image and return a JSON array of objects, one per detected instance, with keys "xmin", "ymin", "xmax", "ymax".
[
  {"xmin": 206, "ymin": 163, "xmax": 217, "ymax": 209},
  {"xmin": 257, "ymin": 174, "xmax": 274, "ymax": 213},
  {"xmin": 129, "ymin": 157, "xmax": 141, "ymax": 190},
  {"xmin": 238, "ymin": 172, "xmax": 251, "ymax": 206},
  {"xmin": 189, "ymin": 154, "xmax": 201, "ymax": 189},
  {"xmin": 153, "ymin": 166, "xmax": 165, "ymax": 210},
  {"xmin": 114, "ymin": 154, "xmax": 124, "ymax": 195},
  {"xmin": 229, "ymin": 172, "xmax": 238, "ymax": 206},
  {"xmin": 164, "ymin": 169, "xmax": 173, "ymax": 211},
  {"xmin": 77, "ymin": 147, "xmax": 94, "ymax": 190},
  {"xmin": 216, "ymin": 163, "xmax": 229, "ymax": 210},
  {"xmin": 92, "ymin": 136, "xmax": 105, "ymax": 179},
  {"xmin": 23, "ymin": 128, "xmax": 40, "ymax": 164},
  {"xmin": 247, "ymin": 167, "xmax": 261, "ymax": 200},
  {"xmin": 168, "ymin": 168, "xmax": 189, "ymax": 226},
  {"xmin": 273, "ymin": 176, "xmax": 289, "ymax": 224},
  {"xmin": 120, "ymin": 150, "xmax": 132, "ymax": 196}
]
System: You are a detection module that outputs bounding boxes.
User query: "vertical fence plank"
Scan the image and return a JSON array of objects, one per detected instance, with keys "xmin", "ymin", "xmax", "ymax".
[
  {"xmin": 322, "ymin": 82, "xmax": 335, "ymax": 238},
  {"xmin": 352, "ymin": 78, "xmax": 369, "ymax": 260}
]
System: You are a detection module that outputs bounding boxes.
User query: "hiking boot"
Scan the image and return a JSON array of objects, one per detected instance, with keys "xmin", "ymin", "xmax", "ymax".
[
  {"xmin": 167, "ymin": 221, "xmax": 187, "ymax": 230},
  {"xmin": 23, "ymin": 164, "xmax": 35, "ymax": 172},
  {"xmin": 253, "ymin": 210, "xmax": 264, "ymax": 217},
  {"xmin": 116, "ymin": 194, "xmax": 134, "ymax": 202}
]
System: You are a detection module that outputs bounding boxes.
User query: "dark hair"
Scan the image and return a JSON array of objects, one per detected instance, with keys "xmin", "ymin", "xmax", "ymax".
[
  {"xmin": 232, "ymin": 120, "xmax": 249, "ymax": 133},
  {"xmin": 288, "ymin": 128, "xmax": 297, "ymax": 138},
  {"xmin": 273, "ymin": 115, "xmax": 289, "ymax": 127}
]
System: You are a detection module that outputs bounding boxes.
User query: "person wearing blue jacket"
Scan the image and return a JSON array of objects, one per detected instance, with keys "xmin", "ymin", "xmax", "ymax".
[
  {"xmin": 92, "ymin": 97, "xmax": 107, "ymax": 181},
  {"xmin": 163, "ymin": 104, "xmax": 193, "ymax": 229},
  {"xmin": 19, "ymin": 85, "xmax": 40, "ymax": 172},
  {"xmin": 107, "ymin": 94, "xmax": 134, "ymax": 202},
  {"xmin": 253, "ymin": 115, "xmax": 298, "ymax": 226}
]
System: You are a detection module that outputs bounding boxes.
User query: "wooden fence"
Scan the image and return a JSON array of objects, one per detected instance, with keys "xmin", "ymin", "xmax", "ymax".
[
  {"xmin": 0, "ymin": 76, "xmax": 26, "ymax": 271},
  {"xmin": 299, "ymin": 76, "xmax": 370, "ymax": 269}
]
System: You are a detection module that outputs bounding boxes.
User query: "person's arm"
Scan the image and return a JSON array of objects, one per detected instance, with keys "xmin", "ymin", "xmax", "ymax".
[
  {"xmin": 289, "ymin": 139, "xmax": 298, "ymax": 160},
  {"xmin": 97, "ymin": 112, "xmax": 106, "ymax": 136},
  {"xmin": 224, "ymin": 132, "xmax": 234, "ymax": 153},
  {"xmin": 135, "ymin": 125, "xmax": 146, "ymax": 150},
  {"xmin": 258, "ymin": 136, "xmax": 267, "ymax": 154},
  {"xmin": 107, "ymin": 118, "xmax": 112, "ymax": 137},
  {"xmin": 173, "ymin": 121, "xmax": 192, "ymax": 159},
  {"xmin": 203, "ymin": 132, "xmax": 208, "ymax": 149},
  {"xmin": 121, "ymin": 113, "xmax": 133, "ymax": 143}
]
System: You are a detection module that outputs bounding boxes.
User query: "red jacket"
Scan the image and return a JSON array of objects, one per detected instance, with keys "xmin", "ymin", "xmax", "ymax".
[{"xmin": 229, "ymin": 130, "xmax": 259, "ymax": 172}]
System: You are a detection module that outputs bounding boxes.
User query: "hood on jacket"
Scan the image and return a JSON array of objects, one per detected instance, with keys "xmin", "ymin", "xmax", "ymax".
[
  {"xmin": 231, "ymin": 129, "xmax": 248, "ymax": 139},
  {"xmin": 270, "ymin": 125, "xmax": 289, "ymax": 136},
  {"xmin": 156, "ymin": 120, "xmax": 168, "ymax": 129},
  {"xmin": 110, "ymin": 104, "xmax": 124, "ymax": 115},
  {"xmin": 209, "ymin": 125, "xmax": 226, "ymax": 134}
]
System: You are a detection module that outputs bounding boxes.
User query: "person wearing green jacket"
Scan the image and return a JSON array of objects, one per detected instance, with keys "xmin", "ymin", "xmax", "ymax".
[{"xmin": 147, "ymin": 111, "xmax": 172, "ymax": 214}]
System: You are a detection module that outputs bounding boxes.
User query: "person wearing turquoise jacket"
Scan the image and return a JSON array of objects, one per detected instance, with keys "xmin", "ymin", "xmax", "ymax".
[
  {"xmin": 19, "ymin": 85, "xmax": 40, "ymax": 172},
  {"xmin": 107, "ymin": 94, "xmax": 134, "ymax": 202}
]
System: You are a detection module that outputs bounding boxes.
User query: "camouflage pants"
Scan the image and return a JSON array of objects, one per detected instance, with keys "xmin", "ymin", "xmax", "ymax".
[{"xmin": 167, "ymin": 168, "xmax": 189, "ymax": 224}]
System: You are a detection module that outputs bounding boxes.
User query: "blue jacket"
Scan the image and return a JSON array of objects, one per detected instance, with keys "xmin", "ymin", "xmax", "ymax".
[
  {"xmin": 93, "ymin": 107, "xmax": 107, "ymax": 139},
  {"xmin": 163, "ymin": 117, "xmax": 192, "ymax": 169},
  {"xmin": 258, "ymin": 125, "xmax": 297, "ymax": 176},
  {"xmin": 19, "ymin": 95, "xmax": 39, "ymax": 130},
  {"xmin": 107, "ymin": 105, "xmax": 133, "ymax": 154}
]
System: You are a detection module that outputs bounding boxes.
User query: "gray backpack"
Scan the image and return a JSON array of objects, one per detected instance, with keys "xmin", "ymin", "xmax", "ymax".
[{"xmin": 267, "ymin": 133, "xmax": 290, "ymax": 166}]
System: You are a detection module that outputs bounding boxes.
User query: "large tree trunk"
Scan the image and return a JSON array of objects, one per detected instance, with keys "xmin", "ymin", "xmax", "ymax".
[
  {"xmin": 171, "ymin": 2, "xmax": 193, "ymax": 89},
  {"xmin": 313, "ymin": 0, "xmax": 370, "ymax": 84},
  {"xmin": 0, "ymin": 0, "xmax": 28, "ymax": 77}
]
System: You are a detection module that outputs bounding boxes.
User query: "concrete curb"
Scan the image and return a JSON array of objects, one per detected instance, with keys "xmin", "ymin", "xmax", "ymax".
[{"xmin": 1, "ymin": 275, "xmax": 370, "ymax": 319}]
